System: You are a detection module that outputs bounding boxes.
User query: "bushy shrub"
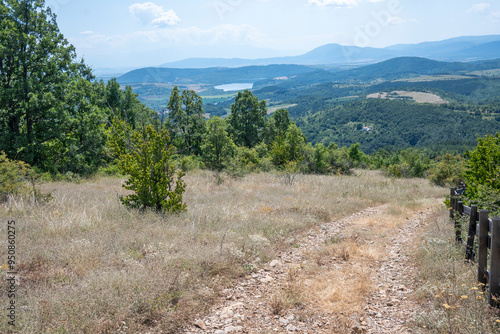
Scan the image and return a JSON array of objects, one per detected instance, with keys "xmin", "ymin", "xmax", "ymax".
[
  {"xmin": 0, "ymin": 151, "xmax": 31, "ymax": 202},
  {"xmin": 427, "ymin": 154, "xmax": 465, "ymax": 187},
  {"xmin": 462, "ymin": 133, "xmax": 500, "ymax": 214},
  {"xmin": 110, "ymin": 123, "xmax": 187, "ymax": 213},
  {"xmin": 0, "ymin": 152, "xmax": 51, "ymax": 203}
]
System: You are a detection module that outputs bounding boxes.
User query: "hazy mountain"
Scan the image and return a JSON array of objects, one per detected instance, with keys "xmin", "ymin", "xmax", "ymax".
[
  {"xmin": 119, "ymin": 56, "xmax": 500, "ymax": 88},
  {"xmin": 160, "ymin": 35, "xmax": 500, "ymax": 68},
  {"xmin": 117, "ymin": 64, "xmax": 318, "ymax": 85},
  {"xmin": 252, "ymin": 57, "xmax": 500, "ymax": 89}
]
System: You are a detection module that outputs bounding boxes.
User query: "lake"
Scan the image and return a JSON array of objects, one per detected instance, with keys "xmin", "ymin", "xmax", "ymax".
[{"xmin": 214, "ymin": 83, "xmax": 253, "ymax": 92}]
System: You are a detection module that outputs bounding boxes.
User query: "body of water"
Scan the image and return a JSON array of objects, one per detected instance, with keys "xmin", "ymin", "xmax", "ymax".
[{"xmin": 215, "ymin": 83, "xmax": 253, "ymax": 92}]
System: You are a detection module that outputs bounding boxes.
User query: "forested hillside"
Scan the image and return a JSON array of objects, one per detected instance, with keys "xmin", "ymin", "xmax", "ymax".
[{"xmin": 295, "ymin": 99, "xmax": 499, "ymax": 153}]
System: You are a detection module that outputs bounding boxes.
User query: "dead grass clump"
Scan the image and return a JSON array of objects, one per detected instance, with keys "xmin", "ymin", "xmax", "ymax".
[{"xmin": 270, "ymin": 267, "xmax": 304, "ymax": 315}]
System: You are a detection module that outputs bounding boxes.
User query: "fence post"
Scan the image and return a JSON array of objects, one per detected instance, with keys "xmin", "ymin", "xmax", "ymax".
[
  {"xmin": 489, "ymin": 218, "xmax": 500, "ymax": 308},
  {"xmin": 455, "ymin": 201, "xmax": 464, "ymax": 243},
  {"xmin": 478, "ymin": 210, "xmax": 489, "ymax": 287},
  {"xmin": 450, "ymin": 187, "xmax": 457, "ymax": 219},
  {"xmin": 466, "ymin": 205, "xmax": 478, "ymax": 261}
]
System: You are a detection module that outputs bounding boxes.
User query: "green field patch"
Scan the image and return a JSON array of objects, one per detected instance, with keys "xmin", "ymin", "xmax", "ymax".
[
  {"xmin": 395, "ymin": 74, "xmax": 473, "ymax": 82},
  {"xmin": 468, "ymin": 68, "xmax": 500, "ymax": 77}
]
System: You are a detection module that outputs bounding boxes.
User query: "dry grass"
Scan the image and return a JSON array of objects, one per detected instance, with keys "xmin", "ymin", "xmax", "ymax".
[
  {"xmin": 413, "ymin": 209, "xmax": 500, "ymax": 333},
  {"xmin": 0, "ymin": 169, "xmax": 445, "ymax": 333}
]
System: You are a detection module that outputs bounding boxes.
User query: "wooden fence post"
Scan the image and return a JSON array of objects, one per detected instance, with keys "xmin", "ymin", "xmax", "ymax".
[
  {"xmin": 455, "ymin": 201, "xmax": 464, "ymax": 243},
  {"xmin": 466, "ymin": 205, "xmax": 478, "ymax": 261},
  {"xmin": 450, "ymin": 187, "xmax": 457, "ymax": 219},
  {"xmin": 489, "ymin": 218, "xmax": 500, "ymax": 308},
  {"xmin": 478, "ymin": 210, "xmax": 489, "ymax": 287}
]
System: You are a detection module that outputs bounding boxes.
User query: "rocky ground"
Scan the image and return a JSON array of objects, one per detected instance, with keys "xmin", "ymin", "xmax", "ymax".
[{"xmin": 183, "ymin": 205, "xmax": 435, "ymax": 334}]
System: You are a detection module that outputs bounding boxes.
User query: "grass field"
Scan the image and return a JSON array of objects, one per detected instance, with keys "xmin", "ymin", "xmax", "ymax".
[
  {"xmin": 0, "ymin": 170, "xmax": 468, "ymax": 333},
  {"xmin": 395, "ymin": 75, "xmax": 473, "ymax": 82}
]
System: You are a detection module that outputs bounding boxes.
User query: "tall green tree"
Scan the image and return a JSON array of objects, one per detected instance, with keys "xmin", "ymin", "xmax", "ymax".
[
  {"xmin": 264, "ymin": 108, "xmax": 291, "ymax": 145},
  {"xmin": 201, "ymin": 117, "xmax": 236, "ymax": 171},
  {"xmin": 167, "ymin": 86, "xmax": 206, "ymax": 155},
  {"xmin": 228, "ymin": 90, "xmax": 267, "ymax": 148},
  {"xmin": 0, "ymin": 0, "xmax": 92, "ymax": 167}
]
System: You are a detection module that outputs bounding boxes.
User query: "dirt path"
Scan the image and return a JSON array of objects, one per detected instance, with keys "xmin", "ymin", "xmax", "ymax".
[{"xmin": 183, "ymin": 205, "xmax": 434, "ymax": 333}]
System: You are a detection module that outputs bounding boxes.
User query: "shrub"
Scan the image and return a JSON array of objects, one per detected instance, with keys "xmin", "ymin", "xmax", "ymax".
[
  {"xmin": 427, "ymin": 154, "xmax": 465, "ymax": 187},
  {"xmin": 0, "ymin": 152, "xmax": 51, "ymax": 203},
  {"xmin": 462, "ymin": 133, "xmax": 500, "ymax": 214},
  {"xmin": 111, "ymin": 123, "xmax": 187, "ymax": 213},
  {"xmin": 0, "ymin": 151, "xmax": 31, "ymax": 202}
]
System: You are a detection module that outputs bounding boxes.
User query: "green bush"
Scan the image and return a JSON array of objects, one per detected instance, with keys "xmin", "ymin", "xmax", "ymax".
[
  {"xmin": 427, "ymin": 154, "xmax": 465, "ymax": 187},
  {"xmin": 0, "ymin": 151, "xmax": 31, "ymax": 202},
  {"xmin": 463, "ymin": 133, "xmax": 500, "ymax": 214},
  {"xmin": 0, "ymin": 152, "xmax": 51, "ymax": 203},
  {"xmin": 111, "ymin": 123, "xmax": 187, "ymax": 213}
]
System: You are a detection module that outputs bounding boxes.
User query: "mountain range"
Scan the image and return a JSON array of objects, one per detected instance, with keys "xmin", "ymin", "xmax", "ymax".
[{"xmin": 159, "ymin": 35, "xmax": 500, "ymax": 69}]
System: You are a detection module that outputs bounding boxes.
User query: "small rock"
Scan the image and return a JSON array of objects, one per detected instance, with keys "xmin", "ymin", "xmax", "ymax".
[
  {"xmin": 225, "ymin": 325, "xmax": 243, "ymax": 333},
  {"xmin": 279, "ymin": 318, "xmax": 289, "ymax": 326},
  {"xmin": 269, "ymin": 260, "xmax": 282, "ymax": 267},
  {"xmin": 260, "ymin": 276, "xmax": 274, "ymax": 283},
  {"xmin": 194, "ymin": 319, "xmax": 207, "ymax": 330},
  {"xmin": 352, "ymin": 325, "xmax": 367, "ymax": 334}
]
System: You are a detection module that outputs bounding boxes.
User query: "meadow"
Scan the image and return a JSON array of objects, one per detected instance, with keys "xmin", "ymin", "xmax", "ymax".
[{"xmin": 1, "ymin": 170, "xmax": 497, "ymax": 333}]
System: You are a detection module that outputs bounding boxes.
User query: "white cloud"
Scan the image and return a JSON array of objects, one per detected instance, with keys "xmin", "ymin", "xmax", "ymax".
[
  {"xmin": 467, "ymin": 3, "xmax": 490, "ymax": 13},
  {"xmin": 129, "ymin": 2, "xmax": 180, "ymax": 27},
  {"xmin": 308, "ymin": 0, "xmax": 383, "ymax": 6}
]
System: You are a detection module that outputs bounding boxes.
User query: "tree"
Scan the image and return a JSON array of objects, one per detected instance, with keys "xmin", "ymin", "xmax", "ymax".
[
  {"xmin": 264, "ymin": 108, "xmax": 291, "ymax": 145},
  {"xmin": 463, "ymin": 134, "xmax": 500, "ymax": 207},
  {"xmin": 285, "ymin": 123, "xmax": 306, "ymax": 162},
  {"xmin": 103, "ymin": 78, "xmax": 155, "ymax": 130},
  {"xmin": 0, "ymin": 0, "xmax": 93, "ymax": 167},
  {"xmin": 201, "ymin": 117, "xmax": 236, "ymax": 171},
  {"xmin": 167, "ymin": 86, "xmax": 206, "ymax": 155},
  {"xmin": 110, "ymin": 121, "xmax": 187, "ymax": 213},
  {"xmin": 228, "ymin": 90, "xmax": 267, "ymax": 148}
]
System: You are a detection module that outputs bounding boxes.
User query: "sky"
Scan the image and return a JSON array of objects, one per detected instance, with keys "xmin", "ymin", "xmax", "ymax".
[{"xmin": 47, "ymin": 0, "xmax": 500, "ymax": 70}]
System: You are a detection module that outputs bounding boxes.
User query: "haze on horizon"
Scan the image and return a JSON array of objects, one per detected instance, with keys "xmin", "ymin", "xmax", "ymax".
[{"xmin": 49, "ymin": 0, "xmax": 500, "ymax": 70}]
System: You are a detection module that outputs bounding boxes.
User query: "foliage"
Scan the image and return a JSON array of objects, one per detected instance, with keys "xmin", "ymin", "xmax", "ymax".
[
  {"xmin": 0, "ymin": 0, "xmax": 91, "ymax": 167},
  {"xmin": 110, "ymin": 122, "xmax": 187, "ymax": 213},
  {"xmin": 0, "ymin": 151, "xmax": 50, "ymax": 203},
  {"xmin": 264, "ymin": 108, "xmax": 291, "ymax": 145},
  {"xmin": 167, "ymin": 86, "xmax": 206, "ymax": 155},
  {"xmin": 301, "ymin": 143, "xmax": 353, "ymax": 175},
  {"xmin": 462, "ymin": 133, "xmax": 500, "ymax": 213},
  {"xmin": 0, "ymin": 151, "xmax": 31, "ymax": 201},
  {"xmin": 295, "ymin": 99, "xmax": 500, "ymax": 153},
  {"xmin": 427, "ymin": 154, "xmax": 465, "ymax": 187},
  {"xmin": 201, "ymin": 117, "xmax": 236, "ymax": 171},
  {"xmin": 381, "ymin": 148, "xmax": 431, "ymax": 178},
  {"xmin": 228, "ymin": 90, "xmax": 268, "ymax": 148}
]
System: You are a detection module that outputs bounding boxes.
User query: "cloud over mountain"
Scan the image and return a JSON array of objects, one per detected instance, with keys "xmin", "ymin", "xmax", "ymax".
[{"xmin": 129, "ymin": 2, "xmax": 180, "ymax": 27}]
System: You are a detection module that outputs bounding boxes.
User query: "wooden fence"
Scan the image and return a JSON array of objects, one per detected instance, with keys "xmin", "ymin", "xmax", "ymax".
[{"xmin": 450, "ymin": 187, "xmax": 500, "ymax": 308}]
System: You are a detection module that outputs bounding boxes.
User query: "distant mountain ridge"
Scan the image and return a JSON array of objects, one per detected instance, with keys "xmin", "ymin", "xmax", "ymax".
[{"xmin": 160, "ymin": 35, "xmax": 500, "ymax": 68}]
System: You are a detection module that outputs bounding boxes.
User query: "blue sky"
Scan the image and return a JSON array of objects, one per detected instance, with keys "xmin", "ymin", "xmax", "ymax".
[{"xmin": 47, "ymin": 0, "xmax": 500, "ymax": 70}]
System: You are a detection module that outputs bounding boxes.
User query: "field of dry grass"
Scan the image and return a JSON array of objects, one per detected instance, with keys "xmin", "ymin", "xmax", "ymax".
[
  {"xmin": 0, "ymin": 170, "xmax": 447, "ymax": 333},
  {"xmin": 367, "ymin": 91, "xmax": 448, "ymax": 104}
]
